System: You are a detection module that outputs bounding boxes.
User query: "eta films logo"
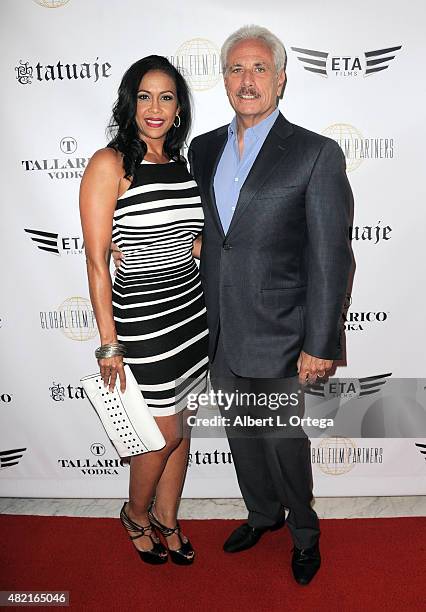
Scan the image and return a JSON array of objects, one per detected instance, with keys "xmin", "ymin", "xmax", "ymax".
[{"xmin": 291, "ymin": 45, "xmax": 402, "ymax": 77}]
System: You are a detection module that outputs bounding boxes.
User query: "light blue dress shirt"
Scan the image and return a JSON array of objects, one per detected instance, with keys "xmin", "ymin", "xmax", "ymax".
[{"xmin": 213, "ymin": 107, "xmax": 280, "ymax": 234}]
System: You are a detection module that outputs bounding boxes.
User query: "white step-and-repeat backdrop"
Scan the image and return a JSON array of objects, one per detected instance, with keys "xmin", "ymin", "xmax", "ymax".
[{"xmin": 1, "ymin": 0, "xmax": 425, "ymax": 497}]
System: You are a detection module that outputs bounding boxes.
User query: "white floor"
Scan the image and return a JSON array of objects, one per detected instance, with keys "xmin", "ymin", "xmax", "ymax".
[{"xmin": 1, "ymin": 496, "xmax": 425, "ymax": 519}]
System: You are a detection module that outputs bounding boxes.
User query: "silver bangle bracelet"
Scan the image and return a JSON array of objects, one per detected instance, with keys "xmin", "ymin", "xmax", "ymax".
[{"xmin": 95, "ymin": 343, "xmax": 127, "ymax": 360}]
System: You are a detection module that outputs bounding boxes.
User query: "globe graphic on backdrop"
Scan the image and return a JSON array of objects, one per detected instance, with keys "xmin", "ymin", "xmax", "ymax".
[
  {"xmin": 33, "ymin": 0, "xmax": 70, "ymax": 6},
  {"xmin": 58, "ymin": 296, "xmax": 97, "ymax": 341},
  {"xmin": 175, "ymin": 38, "xmax": 221, "ymax": 91},
  {"xmin": 322, "ymin": 123, "xmax": 364, "ymax": 172},
  {"xmin": 317, "ymin": 436, "xmax": 356, "ymax": 475}
]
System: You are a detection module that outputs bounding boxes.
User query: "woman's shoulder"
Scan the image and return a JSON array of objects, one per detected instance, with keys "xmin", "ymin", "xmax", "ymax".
[
  {"xmin": 81, "ymin": 147, "xmax": 125, "ymax": 188},
  {"xmin": 89, "ymin": 146, "xmax": 123, "ymax": 171}
]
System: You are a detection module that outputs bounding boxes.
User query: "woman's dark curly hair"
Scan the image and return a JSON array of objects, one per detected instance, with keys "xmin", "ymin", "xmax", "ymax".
[{"xmin": 107, "ymin": 55, "xmax": 192, "ymax": 179}]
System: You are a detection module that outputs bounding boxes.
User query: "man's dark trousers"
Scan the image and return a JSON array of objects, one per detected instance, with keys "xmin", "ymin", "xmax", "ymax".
[{"xmin": 210, "ymin": 329, "xmax": 320, "ymax": 550}]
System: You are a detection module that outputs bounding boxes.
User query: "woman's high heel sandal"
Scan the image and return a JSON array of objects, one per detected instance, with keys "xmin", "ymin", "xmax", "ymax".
[
  {"xmin": 120, "ymin": 502, "xmax": 168, "ymax": 565},
  {"xmin": 148, "ymin": 506, "xmax": 195, "ymax": 566}
]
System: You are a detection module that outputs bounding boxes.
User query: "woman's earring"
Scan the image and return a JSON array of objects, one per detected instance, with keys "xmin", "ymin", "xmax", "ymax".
[{"xmin": 173, "ymin": 115, "xmax": 181, "ymax": 128}]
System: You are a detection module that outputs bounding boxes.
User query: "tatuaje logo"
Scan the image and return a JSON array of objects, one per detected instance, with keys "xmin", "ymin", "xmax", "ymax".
[
  {"xmin": 39, "ymin": 297, "xmax": 97, "ymax": 341},
  {"xmin": 349, "ymin": 221, "xmax": 392, "ymax": 244},
  {"xmin": 25, "ymin": 229, "xmax": 84, "ymax": 256},
  {"xmin": 21, "ymin": 137, "xmax": 89, "ymax": 179},
  {"xmin": 188, "ymin": 449, "xmax": 233, "ymax": 466},
  {"xmin": 15, "ymin": 58, "xmax": 111, "ymax": 85},
  {"xmin": 291, "ymin": 45, "xmax": 402, "ymax": 77},
  {"xmin": 49, "ymin": 382, "xmax": 85, "ymax": 401},
  {"xmin": 322, "ymin": 124, "xmax": 395, "ymax": 172},
  {"xmin": 168, "ymin": 39, "xmax": 222, "ymax": 91}
]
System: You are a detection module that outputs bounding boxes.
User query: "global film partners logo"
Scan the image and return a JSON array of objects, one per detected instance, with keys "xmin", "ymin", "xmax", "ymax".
[
  {"xmin": 39, "ymin": 297, "xmax": 97, "ymax": 341},
  {"xmin": 291, "ymin": 45, "xmax": 402, "ymax": 78},
  {"xmin": 33, "ymin": 0, "xmax": 70, "ymax": 7},
  {"xmin": 169, "ymin": 39, "xmax": 221, "ymax": 91},
  {"xmin": 313, "ymin": 436, "xmax": 357, "ymax": 475},
  {"xmin": 322, "ymin": 124, "xmax": 394, "ymax": 172},
  {"xmin": 312, "ymin": 437, "xmax": 384, "ymax": 475}
]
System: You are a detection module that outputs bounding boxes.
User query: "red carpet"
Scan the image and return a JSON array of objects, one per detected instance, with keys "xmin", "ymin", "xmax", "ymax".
[{"xmin": 1, "ymin": 515, "xmax": 425, "ymax": 611}]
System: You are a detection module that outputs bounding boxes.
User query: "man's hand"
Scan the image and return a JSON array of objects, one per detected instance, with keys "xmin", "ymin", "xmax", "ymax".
[
  {"xmin": 111, "ymin": 241, "xmax": 124, "ymax": 270},
  {"xmin": 297, "ymin": 351, "xmax": 333, "ymax": 385}
]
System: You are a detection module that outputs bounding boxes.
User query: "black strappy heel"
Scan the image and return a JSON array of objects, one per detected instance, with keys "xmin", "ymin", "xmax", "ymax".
[
  {"xmin": 120, "ymin": 502, "xmax": 168, "ymax": 565},
  {"xmin": 148, "ymin": 505, "xmax": 195, "ymax": 565}
]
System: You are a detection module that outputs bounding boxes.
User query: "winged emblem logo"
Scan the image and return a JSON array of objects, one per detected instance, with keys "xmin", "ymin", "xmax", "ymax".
[
  {"xmin": 415, "ymin": 443, "xmax": 426, "ymax": 461},
  {"xmin": 291, "ymin": 45, "xmax": 402, "ymax": 77},
  {"xmin": 0, "ymin": 448, "xmax": 27, "ymax": 469},
  {"xmin": 306, "ymin": 373, "xmax": 392, "ymax": 399}
]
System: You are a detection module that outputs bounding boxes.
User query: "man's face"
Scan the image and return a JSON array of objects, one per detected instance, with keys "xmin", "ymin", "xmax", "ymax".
[{"xmin": 224, "ymin": 38, "xmax": 285, "ymax": 126}]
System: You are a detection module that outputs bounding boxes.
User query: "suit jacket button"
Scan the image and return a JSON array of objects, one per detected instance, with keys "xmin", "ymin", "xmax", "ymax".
[{"xmin": 223, "ymin": 243, "xmax": 232, "ymax": 250}]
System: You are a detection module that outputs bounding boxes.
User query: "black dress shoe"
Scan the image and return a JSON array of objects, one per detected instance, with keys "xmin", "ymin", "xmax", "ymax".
[
  {"xmin": 223, "ymin": 516, "xmax": 286, "ymax": 553},
  {"xmin": 291, "ymin": 542, "xmax": 321, "ymax": 585}
]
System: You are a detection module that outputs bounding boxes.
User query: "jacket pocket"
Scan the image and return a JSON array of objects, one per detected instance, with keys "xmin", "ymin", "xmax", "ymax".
[
  {"xmin": 260, "ymin": 286, "xmax": 306, "ymax": 308},
  {"xmin": 256, "ymin": 185, "xmax": 300, "ymax": 199}
]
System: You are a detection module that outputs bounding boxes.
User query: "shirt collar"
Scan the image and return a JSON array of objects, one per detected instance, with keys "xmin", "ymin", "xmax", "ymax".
[{"xmin": 228, "ymin": 107, "xmax": 280, "ymax": 140}]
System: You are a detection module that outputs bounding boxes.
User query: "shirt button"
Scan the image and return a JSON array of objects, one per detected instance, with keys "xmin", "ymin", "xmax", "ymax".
[{"xmin": 234, "ymin": 177, "xmax": 239, "ymax": 182}]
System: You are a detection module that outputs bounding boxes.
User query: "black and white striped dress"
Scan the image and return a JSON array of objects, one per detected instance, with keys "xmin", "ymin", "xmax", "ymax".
[{"xmin": 112, "ymin": 159, "xmax": 208, "ymax": 416}]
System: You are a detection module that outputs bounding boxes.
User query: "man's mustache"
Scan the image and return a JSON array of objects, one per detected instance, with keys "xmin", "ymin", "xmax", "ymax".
[{"xmin": 236, "ymin": 87, "xmax": 261, "ymax": 98}]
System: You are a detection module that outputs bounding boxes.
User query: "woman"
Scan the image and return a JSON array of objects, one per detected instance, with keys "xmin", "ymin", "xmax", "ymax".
[{"xmin": 79, "ymin": 56, "xmax": 208, "ymax": 565}]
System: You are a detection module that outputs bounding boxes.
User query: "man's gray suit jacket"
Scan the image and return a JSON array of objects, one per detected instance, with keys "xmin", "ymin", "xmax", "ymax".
[{"xmin": 188, "ymin": 112, "xmax": 353, "ymax": 378}]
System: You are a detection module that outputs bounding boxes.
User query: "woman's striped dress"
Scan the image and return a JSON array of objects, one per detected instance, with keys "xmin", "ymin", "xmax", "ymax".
[{"xmin": 112, "ymin": 159, "xmax": 208, "ymax": 416}]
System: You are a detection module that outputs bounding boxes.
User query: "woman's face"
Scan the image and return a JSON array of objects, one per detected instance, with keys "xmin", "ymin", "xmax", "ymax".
[{"xmin": 135, "ymin": 70, "xmax": 179, "ymax": 142}]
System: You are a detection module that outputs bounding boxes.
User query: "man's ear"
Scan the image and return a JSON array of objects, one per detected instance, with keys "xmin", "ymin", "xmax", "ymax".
[
  {"xmin": 223, "ymin": 73, "xmax": 229, "ymax": 93},
  {"xmin": 277, "ymin": 70, "xmax": 286, "ymax": 98}
]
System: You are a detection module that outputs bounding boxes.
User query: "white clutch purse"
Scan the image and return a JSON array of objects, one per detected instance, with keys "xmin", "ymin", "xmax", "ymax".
[{"xmin": 81, "ymin": 364, "xmax": 166, "ymax": 458}]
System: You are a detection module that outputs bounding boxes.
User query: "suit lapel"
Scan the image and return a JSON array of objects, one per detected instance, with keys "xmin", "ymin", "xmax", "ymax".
[
  {"xmin": 202, "ymin": 127, "xmax": 228, "ymax": 238},
  {"xmin": 226, "ymin": 113, "xmax": 294, "ymax": 237}
]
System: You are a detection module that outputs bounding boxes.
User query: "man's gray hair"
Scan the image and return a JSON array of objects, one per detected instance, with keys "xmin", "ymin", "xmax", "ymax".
[{"xmin": 221, "ymin": 25, "xmax": 287, "ymax": 73}]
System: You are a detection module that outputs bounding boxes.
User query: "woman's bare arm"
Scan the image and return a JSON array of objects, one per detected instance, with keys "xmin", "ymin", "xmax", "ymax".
[{"xmin": 79, "ymin": 148, "xmax": 126, "ymax": 391}]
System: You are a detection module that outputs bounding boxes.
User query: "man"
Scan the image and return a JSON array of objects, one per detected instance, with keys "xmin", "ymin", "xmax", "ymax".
[{"xmin": 187, "ymin": 25, "xmax": 353, "ymax": 585}]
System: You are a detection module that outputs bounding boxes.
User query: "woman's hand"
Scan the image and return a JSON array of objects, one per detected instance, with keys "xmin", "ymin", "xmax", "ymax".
[
  {"xmin": 192, "ymin": 235, "xmax": 202, "ymax": 259},
  {"xmin": 111, "ymin": 241, "xmax": 124, "ymax": 270},
  {"xmin": 99, "ymin": 354, "xmax": 126, "ymax": 393}
]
